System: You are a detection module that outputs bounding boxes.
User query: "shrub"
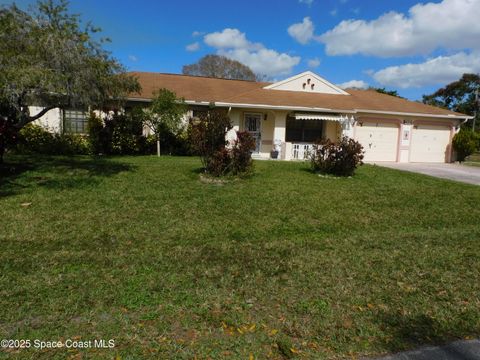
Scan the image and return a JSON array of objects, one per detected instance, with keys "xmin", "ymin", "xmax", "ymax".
[
  {"xmin": 311, "ymin": 137, "xmax": 364, "ymax": 177},
  {"xmin": 206, "ymin": 148, "xmax": 231, "ymax": 177},
  {"xmin": 110, "ymin": 112, "xmax": 144, "ymax": 155},
  {"xmin": 87, "ymin": 112, "xmax": 109, "ymax": 154},
  {"xmin": 87, "ymin": 108, "xmax": 187, "ymax": 156},
  {"xmin": 188, "ymin": 109, "xmax": 232, "ymax": 169},
  {"xmin": 15, "ymin": 124, "xmax": 90, "ymax": 155},
  {"xmin": 453, "ymin": 129, "xmax": 478, "ymax": 161},
  {"xmin": 188, "ymin": 109, "xmax": 254, "ymax": 177},
  {"xmin": 231, "ymin": 131, "xmax": 256, "ymax": 175}
]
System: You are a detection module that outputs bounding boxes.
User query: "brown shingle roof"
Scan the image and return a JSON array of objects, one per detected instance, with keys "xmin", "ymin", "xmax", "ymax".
[{"xmin": 128, "ymin": 72, "xmax": 467, "ymax": 118}]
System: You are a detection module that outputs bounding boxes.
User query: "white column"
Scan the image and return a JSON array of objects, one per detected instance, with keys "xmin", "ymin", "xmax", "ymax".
[{"xmin": 273, "ymin": 111, "xmax": 288, "ymax": 159}]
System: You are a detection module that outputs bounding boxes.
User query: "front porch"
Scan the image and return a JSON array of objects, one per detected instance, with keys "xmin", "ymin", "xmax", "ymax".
[{"xmin": 230, "ymin": 109, "xmax": 354, "ymax": 160}]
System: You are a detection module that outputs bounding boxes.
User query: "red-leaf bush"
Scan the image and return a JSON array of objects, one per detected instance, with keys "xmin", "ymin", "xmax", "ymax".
[
  {"xmin": 188, "ymin": 109, "xmax": 255, "ymax": 177},
  {"xmin": 311, "ymin": 137, "xmax": 364, "ymax": 176},
  {"xmin": 231, "ymin": 130, "xmax": 256, "ymax": 175}
]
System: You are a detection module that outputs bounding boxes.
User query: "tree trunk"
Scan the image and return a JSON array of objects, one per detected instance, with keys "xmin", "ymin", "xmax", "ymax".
[
  {"xmin": 156, "ymin": 135, "xmax": 161, "ymax": 157},
  {"xmin": 0, "ymin": 141, "xmax": 5, "ymax": 164}
]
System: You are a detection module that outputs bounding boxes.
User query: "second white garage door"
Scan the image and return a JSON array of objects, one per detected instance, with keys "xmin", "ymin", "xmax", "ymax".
[
  {"xmin": 410, "ymin": 125, "xmax": 451, "ymax": 163},
  {"xmin": 356, "ymin": 122, "xmax": 399, "ymax": 162}
]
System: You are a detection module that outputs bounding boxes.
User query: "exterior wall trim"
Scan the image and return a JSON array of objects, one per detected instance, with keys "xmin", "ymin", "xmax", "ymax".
[{"xmin": 127, "ymin": 97, "xmax": 471, "ymax": 121}]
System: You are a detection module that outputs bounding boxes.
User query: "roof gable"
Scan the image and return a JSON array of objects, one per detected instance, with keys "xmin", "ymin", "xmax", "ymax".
[{"xmin": 263, "ymin": 71, "xmax": 349, "ymax": 95}]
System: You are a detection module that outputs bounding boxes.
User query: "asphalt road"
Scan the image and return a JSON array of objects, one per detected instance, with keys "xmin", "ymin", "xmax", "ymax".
[{"xmin": 368, "ymin": 339, "xmax": 480, "ymax": 360}]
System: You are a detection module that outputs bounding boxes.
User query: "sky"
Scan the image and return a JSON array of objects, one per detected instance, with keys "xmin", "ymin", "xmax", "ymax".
[{"xmin": 3, "ymin": 0, "xmax": 480, "ymax": 100}]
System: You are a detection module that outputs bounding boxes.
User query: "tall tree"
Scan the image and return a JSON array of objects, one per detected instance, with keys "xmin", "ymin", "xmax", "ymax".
[
  {"xmin": 370, "ymin": 87, "xmax": 403, "ymax": 98},
  {"xmin": 0, "ymin": 0, "xmax": 140, "ymax": 163},
  {"xmin": 423, "ymin": 73, "xmax": 480, "ymax": 129},
  {"xmin": 182, "ymin": 54, "xmax": 257, "ymax": 81},
  {"xmin": 144, "ymin": 89, "xmax": 186, "ymax": 156}
]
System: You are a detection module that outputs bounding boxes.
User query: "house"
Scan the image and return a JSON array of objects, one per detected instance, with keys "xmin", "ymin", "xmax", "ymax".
[{"xmin": 35, "ymin": 71, "xmax": 471, "ymax": 163}]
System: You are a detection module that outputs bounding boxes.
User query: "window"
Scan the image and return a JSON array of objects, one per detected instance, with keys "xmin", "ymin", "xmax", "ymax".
[
  {"xmin": 64, "ymin": 109, "xmax": 88, "ymax": 134},
  {"xmin": 286, "ymin": 117, "xmax": 323, "ymax": 142}
]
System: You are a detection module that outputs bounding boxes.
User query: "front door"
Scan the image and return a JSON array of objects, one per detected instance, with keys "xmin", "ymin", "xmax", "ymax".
[{"xmin": 244, "ymin": 113, "xmax": 262, "ymax": 153}]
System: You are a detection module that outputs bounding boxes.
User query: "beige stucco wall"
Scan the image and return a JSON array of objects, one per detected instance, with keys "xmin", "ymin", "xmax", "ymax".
[{"xmin": 31, "ymin": 106, "xmax": 62, "ymax": 133}]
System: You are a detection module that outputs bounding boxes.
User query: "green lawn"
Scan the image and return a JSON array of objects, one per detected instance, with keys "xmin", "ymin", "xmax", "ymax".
[
  {"xmin": 465, "ymin": 152, "xmax": 480, "ymax": 167},
  {"xmin": 1, "ymin": 155, "xmax": 479, "ymax": 359}
]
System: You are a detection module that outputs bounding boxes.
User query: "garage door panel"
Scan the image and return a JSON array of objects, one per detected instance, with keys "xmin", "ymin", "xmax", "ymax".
[
  {"xmin": 356, "ymin": 122, "xmax": 399, "ymax": 162},
  {"xmin": 410, "ymin": 125, "xmax": 450, "ymax": 163}
]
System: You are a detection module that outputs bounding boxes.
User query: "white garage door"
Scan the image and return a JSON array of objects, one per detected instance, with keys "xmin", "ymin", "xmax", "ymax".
[
  {"xmin": 410, "ymin": 125, "xmax": 451, "ymax": 163},
  {"xmin": 356, "ymin": 122, "xmax": 399, "ymax": 162}
]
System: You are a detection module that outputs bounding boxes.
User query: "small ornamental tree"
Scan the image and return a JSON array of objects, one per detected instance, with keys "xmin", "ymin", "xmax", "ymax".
[
  {"xmin": 145, "ymin": 89, "xmax": 186, "ymax": 156},
  {"xmin": 188, "ymin": 108, "xmax": 232, "ymax": 169},
  {"xmin": 0, "ymin": 0, "xmax": 140, "ymax": 163},
  {"xmin": 311, "ymin": 137, "xmax": 364, "ymax": 177},
  {"xmin": 188, "ymin": 108, "xmax": 255, "ymax": 177}
]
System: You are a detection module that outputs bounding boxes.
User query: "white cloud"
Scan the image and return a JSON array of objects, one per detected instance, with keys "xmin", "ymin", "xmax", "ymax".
[
  {"xmin": 192, "ymin": 31, "xmax": 204, "ymax": 37},
  {"xmin": 204, "ymin": 28, "xmax": 257, "ymax": 50},
  {"xmin": 287, "ymin": 17, "xmax": 315, "ymax": 44},
  {"xmin": 337, "ymin": 80, "xmax": 369, "ymax": 89},
  {"xmin": 128, "ymin": 55, "xmax": 138, "ymax": 62},
  {"xmin": 203, "ymin": 28, "xmax": 300, "ymax": 77},
  {"xmin": 372, "ymin": 51, "xmax": 480, "ymax": 88},
  {"xmin": 329, "ymin": 8, "xmax": 338, "ymax": 16},
  {"xmin": 307, "ymin": 57, "xmax": 321, "ymax": 68},
  {"xmin": 319, "ymin": 0, "xmax": 480, "ymax": 57},
  {"xmin": 186, "ymin": 42, "xmax": 200, "ymax": 52},
  {"xmin": 218, "ymin": 48, "xmax": 300, "ymax": 77},
  {"xmin": 299, "ymin": 0, "xmax": 314, "ymax": 6}
]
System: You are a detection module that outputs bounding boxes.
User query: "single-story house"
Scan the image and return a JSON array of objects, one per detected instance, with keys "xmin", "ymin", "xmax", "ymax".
[{"xmin": 35, "ymin": 71, "xmax": 471, "ymax": 163}]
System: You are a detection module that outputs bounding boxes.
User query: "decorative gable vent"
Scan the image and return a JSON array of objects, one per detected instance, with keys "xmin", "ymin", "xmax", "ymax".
[{"xmin": 263, "ymin": 71, "xmax": 349, "ymax": 95}]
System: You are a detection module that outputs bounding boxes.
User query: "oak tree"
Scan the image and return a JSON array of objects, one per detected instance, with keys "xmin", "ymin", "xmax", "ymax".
[
  {"xmin": 182, "ymin": 54, "xmax": 257, "ymax": 81},
  {"xmin": 0, "ymin": 0, "xmax": 139, "ymax": 162}
]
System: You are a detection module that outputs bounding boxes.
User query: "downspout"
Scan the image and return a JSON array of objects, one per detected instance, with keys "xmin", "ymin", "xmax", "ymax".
[{"xmin": 457, "ymin": 117, "xmax": 470, "ymax": 132}]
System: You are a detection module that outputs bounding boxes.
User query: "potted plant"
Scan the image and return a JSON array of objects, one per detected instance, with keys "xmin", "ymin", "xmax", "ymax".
[{"xmin": 270, "ymin": 139, "xmax": 282, "ymax": 159}]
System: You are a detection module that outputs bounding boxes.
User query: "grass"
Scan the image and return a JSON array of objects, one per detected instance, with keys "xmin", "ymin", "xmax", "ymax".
[
  {"xmin": 1, "ymin": 155, "xmax": 479, "ymax": 359},
  {"xmin": 465, "ymin": 152, "xmax": 480, "ymax": 167}
]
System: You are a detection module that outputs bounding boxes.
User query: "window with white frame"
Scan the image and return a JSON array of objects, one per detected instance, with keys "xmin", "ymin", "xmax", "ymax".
[{"xmin": 63, "ymin": 109, "xmax": 88, "ymax": 134}]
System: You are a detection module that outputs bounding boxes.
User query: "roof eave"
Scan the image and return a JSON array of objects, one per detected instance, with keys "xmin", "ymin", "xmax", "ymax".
[
  {"xmin": 126, "ymin": 97, "xmax": 471, "ymax": 119},
  {"xmin": 354, "ymin": 108, "xmax": 472, "ymax": 120}
]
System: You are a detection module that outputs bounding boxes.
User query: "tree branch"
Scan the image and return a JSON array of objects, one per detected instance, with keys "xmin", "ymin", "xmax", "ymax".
[{"xmin": 28, "ymin": 106, "xmax": 56, "ymax": 122}]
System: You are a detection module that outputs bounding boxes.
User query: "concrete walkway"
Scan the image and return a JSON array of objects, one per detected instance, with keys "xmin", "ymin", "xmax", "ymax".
[
  {"xmin": 376, "ymin": 163, "xmax": 480, "ymax": 185},
  {"xmin": 370, "ymin": 339, "xmax": 480, "ymax": 360}
]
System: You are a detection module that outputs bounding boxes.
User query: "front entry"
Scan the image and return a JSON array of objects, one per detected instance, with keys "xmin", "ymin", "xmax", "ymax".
[{"xmin": 244, "ymin": 113, "xmax": 262, "ymax": 153}]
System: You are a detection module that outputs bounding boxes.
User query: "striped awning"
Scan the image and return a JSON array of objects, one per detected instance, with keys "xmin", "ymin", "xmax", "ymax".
[{"xmin": 294, "ymin": 113, "xmax": 350, "ymax": 122}]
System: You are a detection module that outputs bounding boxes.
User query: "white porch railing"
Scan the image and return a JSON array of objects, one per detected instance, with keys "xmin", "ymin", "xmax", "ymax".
[{"xmin": 292, "ymin": 143, "xmax": 314, "ymax": 160}]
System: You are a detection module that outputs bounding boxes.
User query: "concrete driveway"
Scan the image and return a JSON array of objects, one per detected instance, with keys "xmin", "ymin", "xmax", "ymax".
[{"xmin": 376, "ymin": 163, "xmax": 480, "ymax": 186}]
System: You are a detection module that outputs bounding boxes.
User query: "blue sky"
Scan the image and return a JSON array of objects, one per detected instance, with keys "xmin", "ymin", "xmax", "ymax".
[{"xmin": 4, "ymin": 0, "xmax": 480, "ymax": 100}]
